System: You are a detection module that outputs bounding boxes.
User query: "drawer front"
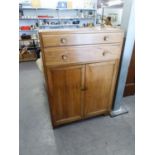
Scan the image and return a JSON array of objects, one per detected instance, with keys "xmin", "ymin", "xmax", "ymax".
[
  {"xmin": 41, "ymin": 33, "xmax": 123, "ymax": 47},
  {"xmin": 43, "ymin": 44, "xmax": 122, "ymax": 66}
]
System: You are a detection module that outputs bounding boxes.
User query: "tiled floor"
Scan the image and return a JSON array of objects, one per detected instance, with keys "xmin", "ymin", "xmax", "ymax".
[{"xmin": 19, "ymin": 62, "xmax": 135, "ymax": 155}]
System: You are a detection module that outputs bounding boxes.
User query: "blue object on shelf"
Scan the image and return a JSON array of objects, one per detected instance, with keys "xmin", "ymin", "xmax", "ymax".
[{"xmin": 57, "ymin": 1, "xmax": 67, "ymax": 8}]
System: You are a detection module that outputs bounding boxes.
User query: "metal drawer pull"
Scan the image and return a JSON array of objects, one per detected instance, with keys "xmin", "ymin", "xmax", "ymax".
[
  {"xmin": 103, "ymin": 36, "xmax": 109, "ymax": 41},
  {"xmin": 62, "ymin": 55, "xmax": 68, "ymax": 60},
  {"xmin": 60, "ymin": 38, "xmax": 66, "ymax": 43},
  {"xmin": 102, "ymin": 51, "xmax": 109, "ymax": 56}
]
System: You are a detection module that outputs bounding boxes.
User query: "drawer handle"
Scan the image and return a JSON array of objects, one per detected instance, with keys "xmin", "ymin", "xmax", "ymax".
[
  {"xmin": 102, "ymin": 51, "xmax": 108, "ymax": 56},
  {"xmin": 62, "ymin": 55, "xmax": 68, "ymax": 60},
  {"xmin": 103, "ymin": 36, "xmax": 109, "ymax": 41},
  {"xmin": 60, "ymin": 38, "xmax": 66, "ymax": 43}
]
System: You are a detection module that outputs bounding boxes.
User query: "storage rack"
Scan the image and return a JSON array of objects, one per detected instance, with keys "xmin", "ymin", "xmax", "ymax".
[
  {"xmin": 19, "ymin": 6, "xmax": 97, "ymax": 61},
  {"xmin": 19, "ymin": 38, "xmax": 39, "ymax": 62},
  {"xmin": 19, "ymin": 7, "xmax": 97, "ymax": 30}
]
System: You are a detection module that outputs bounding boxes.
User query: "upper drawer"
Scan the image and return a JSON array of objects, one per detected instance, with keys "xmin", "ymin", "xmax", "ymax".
[
  {"xmin": 43, "ymin": 44, "xmax": 122, "ymax": 66},
  {"xmin": 41, "ymin": 33, "xmax": 123, "ymax": 47}
]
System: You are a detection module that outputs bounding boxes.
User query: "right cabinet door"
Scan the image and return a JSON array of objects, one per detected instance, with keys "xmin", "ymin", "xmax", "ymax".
[{"xmin": 84, "ymin": 60, "xmax": 119, "ymax": 118}]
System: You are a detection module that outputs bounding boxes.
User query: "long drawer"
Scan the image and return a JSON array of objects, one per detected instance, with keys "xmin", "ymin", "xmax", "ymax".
[
  {"xmin": 41, "ymin": 33, "xmax": 123, "ymax": 47},
  {"xmin": 43, "ymin": 44, "xmax": 122, "ymax": 66}
]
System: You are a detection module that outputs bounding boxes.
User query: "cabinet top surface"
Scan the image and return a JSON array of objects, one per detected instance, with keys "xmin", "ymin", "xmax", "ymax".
[{"xmin": 39, "ymin": 26, "xmax": 124, "ymax": 35}]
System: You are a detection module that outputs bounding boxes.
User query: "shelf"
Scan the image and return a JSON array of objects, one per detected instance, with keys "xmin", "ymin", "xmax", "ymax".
[
  {"xmin": 19, "ymin": 30, "xmax": 38, "ymax": 32},
  {"xmin": 19, "ymin": 46, "xmax": 40, "ymax": 49},
  {"xmin": 19, "ymin": 17, "xmax": 94, "ymax": 20},
  {"xmin": 20, "ymin": 8, "xmax": 37, "ymax": 10},
  {"xmin": 19, "ymin": 18, "xmax": 38, "ymax": 20},
  {"xmin": 19, "ymin": 39, "xmax": 39, "ymax": 41},
  {"xmin": 39, "ymin": 25, "xmax": 61, "ymax": 27},
  {"xmin": 20, "ymin": 18, "xmax": 59, "ymax": 20},
  {"xmin": 57, "ymin": 8, "xmax": 96, "ymax": 11},
  {"xmin": 60, "ymin": 17, "xmax": 94, "ymax": 20},
  {"xmin": 21, "ymin": 7, "xmax": 96, "ymax": 11},
  {"xmin": 19, "ymin": 57, "xmax": 37, "ymax": 62},
  {"xmin": 39, "ymin": 24, "xmax": 79, "ymax": 27},
  {"xmin": 62, "ymin": 24, "xmax": 79, "ymax": 26}
]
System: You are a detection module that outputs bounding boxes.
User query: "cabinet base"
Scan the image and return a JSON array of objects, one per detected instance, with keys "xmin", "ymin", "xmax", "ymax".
[{"xmin": 110, "ymin": 106, "xmax": 128, "ymax": 117}]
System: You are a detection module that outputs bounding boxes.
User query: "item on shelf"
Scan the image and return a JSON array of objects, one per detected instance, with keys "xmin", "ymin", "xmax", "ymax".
[
  {"xmin": 39, "ymin": 20, "xmax": 43, "ymax": 26},
  {"xmin": 35, "ymin": 41, "xmax": 39, "ymax": 47},
  {"xmin": 32, "ymin": 34, "xmax": 37, "ymax": 39},
  {"xmin": 102, "ymin": 16, "xmax": 113, "ymax": 27},
  {"xmin": 20, "ymin": 26, "xmax": 31, "ymax": 30},
  {"xmin": 67, "ymin": 0, "xmax": 72, "ymax": 9},
  {"xmin": 50, "ymin": 21, "xmax": 60, "ymax": 25},
  {"xmin": 38, "ymin": 15, "xmax": 48, "ymax": 18},
  {"xmin": 83, "ymin": 11, "xmax": 90, "ymax": 18},
  {"xmin": 83, "ymin": 22, "xmax": 94, "ymax": 27},
  {"xmin": 42, "ymin": 19, "xmax": 48, "ymax": 25},
  {"xmin": 73, "ymin": 20, "xmax": 80, "ymax": 24},
  {"xmin": 30, "ymin": 25, "xmax": 34, "ymax": 29},
  {"xmin": 88, "ymin": 11, "xmax": 94, "ymax": 17},
  {"xmin": 20, "ymin": 0, "xmax": 32, "ymax": 8},
  {"xmin": 35, "ymin": 22, "xmax": 39, "ymax": 27},
  {"xmin": 63, "ymin": 21, "xmax": 71, "ymax": 25},
  {"xmin": 19, "ymin": 47, "xmax": 37, "ymax": 61},
  {"xmin": 88, "ymin": 22, "xmax": 94, "ymax": 27},
  {"xmin": 49, "ymin": 16, "xmax": 54, "ymax": 18},
  {"xmin": 19, "ymin": 9, "xmax": 24, "ymax": 18},
  {"xmin": 77, "ymin": 10, "xmax": 84, "ymax": 18},
  {"xmin": 21, "ymin": 34, "xmax": 31, "ymax": 40},
  {"xmin": 20, "ymin": 15, "xmax": 37, "ymax": 19},
  {"xmin": 19, "ymin": 4, "xmax": 22, "ymax": 9},
  {"xmin": 57, "ymin": 1, "xmax": 67, "ymax": 8},
  {"xmin": 27, "ymin": 41, "xmax": 32, "ymax": 46},
  {"xmin": 83, "ymin": 23, "xmax": 86, "ymax": 27},
  {"xmin": 84, "ymin": 0, "xmax": 94, "ymax": 9},
  {"xmin": 31, "ymin": 0, "xmax": 41, "ymax": 8}
]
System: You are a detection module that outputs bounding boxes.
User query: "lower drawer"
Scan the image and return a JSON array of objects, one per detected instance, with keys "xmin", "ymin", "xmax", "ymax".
[{"xmin": 43, "ymin": 44, "xmax": 122, "ymax": 66}]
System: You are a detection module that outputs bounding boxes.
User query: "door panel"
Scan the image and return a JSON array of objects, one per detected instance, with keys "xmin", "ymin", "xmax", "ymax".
[
  {"xmin": 84, "ymin": 61, "xmax": 117, "ymax": 118},
  {"xmin": 47, "ymin": 65, "xmax": 84, "ymax": 126}
]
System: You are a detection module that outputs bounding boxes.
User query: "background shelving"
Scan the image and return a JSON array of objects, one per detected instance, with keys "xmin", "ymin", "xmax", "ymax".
[
  {"xmin": 19, "ymin": 0, "xmax": 97, "ymax": 61},
  {"xmin": 19, "ymin": 8, "xmax": 97, "ymax": 29}
]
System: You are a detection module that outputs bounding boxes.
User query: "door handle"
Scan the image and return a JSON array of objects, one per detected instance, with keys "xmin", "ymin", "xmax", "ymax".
[
  {"xmin": 103, "ymin": 36, "xmax": 109, "ymax": 41},
  {"xmin": 60, "ymin": 38, "xmax": 67, "ymax": 43},
  {"xmin": 80, "ymin": 87, "xmax": 88, "ymax": 91}
]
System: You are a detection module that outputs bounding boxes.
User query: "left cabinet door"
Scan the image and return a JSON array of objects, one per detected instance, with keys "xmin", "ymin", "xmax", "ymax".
[{"xmin": 46, "ymin": 65, "xmax": 85, "ymax": 127}]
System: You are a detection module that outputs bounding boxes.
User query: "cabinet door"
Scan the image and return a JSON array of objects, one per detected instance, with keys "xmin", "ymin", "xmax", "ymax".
[
  {"xmin": 84, "ymin": 61, "xmax": 119, "ymax": 118},
  {"xmin": 47, "ymin": 65, "xmax": 84, "ymax": 126}
]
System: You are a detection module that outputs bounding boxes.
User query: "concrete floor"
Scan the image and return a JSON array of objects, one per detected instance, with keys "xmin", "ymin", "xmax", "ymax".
[{"xmin": 19, "ymin": 62, "xmax": 135, "ymax": 155}]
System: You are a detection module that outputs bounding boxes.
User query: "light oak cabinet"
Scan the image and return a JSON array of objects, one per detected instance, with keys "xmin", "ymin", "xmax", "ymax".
[
  {"xmin": 47, "ymin": 65, "xmax": 84, "ymax": 125},
  {"xmin": 84, "ymin": 61, "xmax": 119, "ymax": 118},
  {"xmin": 39, "ymin": 28, "xmax": 124, "ymax": 127}
]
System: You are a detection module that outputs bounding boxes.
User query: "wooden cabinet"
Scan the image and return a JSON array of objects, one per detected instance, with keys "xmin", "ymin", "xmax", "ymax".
[
  {"xmin": 47, "ymin": 65, "xmax": 84, "ymax": 126},
  {"xmin": 84, "ymin": 61, "xmax": 119, "ymax": 118},
  {"xmin": 39, "ymin": 28, "xmax": 124, "ymax": 127}
]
